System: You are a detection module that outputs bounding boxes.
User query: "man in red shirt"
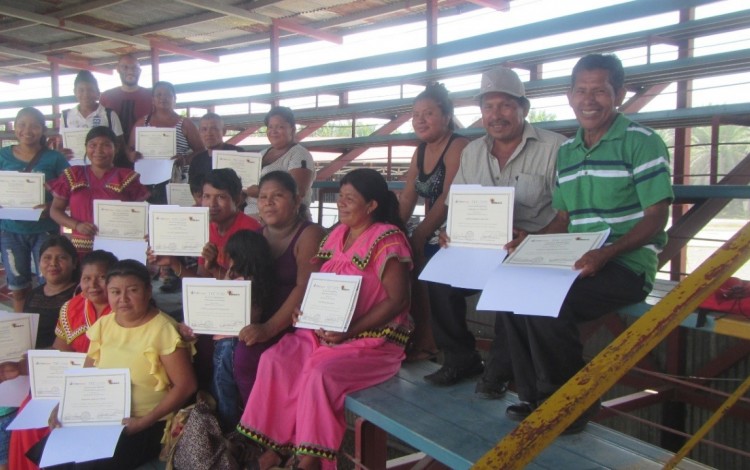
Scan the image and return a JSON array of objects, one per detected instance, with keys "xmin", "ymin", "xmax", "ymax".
[{"xmin": 100, "ymin": 54, "xmax": 153, "ymax": 168}]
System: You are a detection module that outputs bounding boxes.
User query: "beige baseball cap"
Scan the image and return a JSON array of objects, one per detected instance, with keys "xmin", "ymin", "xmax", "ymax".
[{"xmin": 476, "ymin": 66, "xmax": 526, "ymax": 100}]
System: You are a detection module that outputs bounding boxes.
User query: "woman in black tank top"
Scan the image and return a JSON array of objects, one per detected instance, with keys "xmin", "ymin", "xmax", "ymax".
[{"xmin": 399, "ymin": 84, "xmax": 469, "ymax": 362}]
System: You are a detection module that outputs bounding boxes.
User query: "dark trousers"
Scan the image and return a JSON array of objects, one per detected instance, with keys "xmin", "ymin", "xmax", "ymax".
[
  {"xmin": 501, "ymin": 262, "xmax": 647, "ymax": 403},
  {"xmin": 427, "ymin": 282, "xmax": 481, "ymax": 367}
]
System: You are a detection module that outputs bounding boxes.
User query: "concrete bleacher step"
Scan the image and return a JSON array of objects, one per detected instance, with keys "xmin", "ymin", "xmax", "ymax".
[{"xmin": 346, "ymin": 361, "xmax": 713, "ymax": 470}]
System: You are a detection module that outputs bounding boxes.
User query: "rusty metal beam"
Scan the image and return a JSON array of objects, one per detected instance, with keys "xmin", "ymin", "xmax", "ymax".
[
  {"xmin": 473, "ymin": 221, "xmax": 750, "ymax": 469},
  {"xmin": 315, "ymin": 114, "xmax": 412, "ymax": 181},
  {"xmin": 666, "ymin": 374, "xmax": 750, "ymax": 469},
  {"xmin": 465, "ymin": 0, "xmax": 511, "ymax": 11},
  {"xmin": 47, "ymin": 57, "xmax": 112, "ymax": 75},
  {"xmin": 226, "ymin": 125, "xmax": 261, "ymax": 146},
  {"xmin": 273, "ymin": 18, "xmax": 343, "ymax": 45},
  {"xmin": 174, "ymin": 0, "xmax": 271, "ymax": 25},
  {"xmin": 296, "ymin": 120, "xmax": 328, "ymax": 141}
]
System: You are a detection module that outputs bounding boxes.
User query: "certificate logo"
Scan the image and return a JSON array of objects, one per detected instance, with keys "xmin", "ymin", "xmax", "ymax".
[
  {"xmin": 489, "ymin": 198, "xmax": 502, "ymax": 204},
  {"xmin": 189, "ymin": 216, "xmax": 200, "ymax": 222},
  {"xmin": 226, "ymin": 290, "xmax": 240, "ymax": 296},
  {"xmin": 11, "ymin": 322, "xmax": 25, "ymax": 328},
  {"xmin": 107, "ymin": 379, "xmax": 121, "ymax": 385}
]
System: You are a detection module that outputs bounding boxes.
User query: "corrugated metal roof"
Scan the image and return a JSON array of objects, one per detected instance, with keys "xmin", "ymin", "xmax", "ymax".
[{"xmin": 0, "ymin": 0, "xmax": 439, "ymax": 81}]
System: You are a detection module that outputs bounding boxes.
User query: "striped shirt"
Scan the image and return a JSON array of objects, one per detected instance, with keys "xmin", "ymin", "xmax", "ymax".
[{"xmin": 552, "ymin": 114, "xmax": 673, "ymax": 290}]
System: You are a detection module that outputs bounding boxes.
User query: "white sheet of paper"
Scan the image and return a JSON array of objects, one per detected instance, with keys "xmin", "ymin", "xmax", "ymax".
[
  {"xmin": 61, "ymin": 128, "xmax": 89, "ymax": 158},
  {"xmin": 28, "ymin": 350, "xmax": 87, "ymax": 399},
  {"xmin": 149, "ymin": 206, "xmax": 209, "ymax": 256},
  {"xmin": 134, "ymin": 159, "xmax": 174, "ymax": 185},
  {"xmin": 0, "ymin": 376, "xmax": 30, "ymax": 407},
  {"xmin": 296, "ymin": 273, "xmax": 362, "ymax": 332},
  {"xmin": 476, "ymin": 266, "xmax": 580, "ymax": 316},
  {"xmin": 182, "ymin": 279, "xmax": 252, "ymax": 335},
  {"xmin": 6, "ymin": 398, "xmax": 58, "ymax": 430},
  {"xmin": 0, "ymin": 314, "xmax": 35, "ymax": 361},
  {"xmin": 418, "ymin": 247, "xmax": 507, "ymax": 289},
  {"xmin": 68, "ymin": 158, "xmax": 86, "ymax": 167},
  {"xmin": 447, "ymin": 185, "xmax": 514, "ymax": 248},
  {"xmin": 93, "ymin": 200, "xmax": 149, "ymax": 241},
  {"xmin": 212, "ymin": 150, "xmax": 262, "ymax": 187},
  {"xmin": 0, "ymin": 171, "xmax": 45, "ymax": 207},
  {"xmin": 0, "ymin": 207, "xmax": 43, "ymax": 221},
  {"xmin": 504, "ymin": 230, "xmax": 610, "ymax": 268},
  {"xmin": 167, "ymin": 183, "xmax": 196, "ymax": 207},
  {"xmin": 40, "ymin": 425, "xmax": 124, "ymax": 467},
  {"xmin": 135, "ymin": 127, "xmax": 176, "ymax": 158},
  {"xmin": 59, "ymin": 368, "xmax": 131, "ymax": 426},
  {"xmin": 93, "ymin": 238, "xmax": 148, "ymax": 264}
]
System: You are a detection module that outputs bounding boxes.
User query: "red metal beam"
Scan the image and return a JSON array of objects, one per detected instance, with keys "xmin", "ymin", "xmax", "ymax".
[
  {"xmin": 465, "ymin": 0, "xmax": 510, "ymax": 11},
  {"xmin": 296, "ymin": 120, "xmax": 328, "ymax": 141},
  {"xmin": 47, "ymin": 57, "xmax": 112, "ymax": 75},
  {"xmin": 315, "ymin": 114, "xmax": 412, "ymax": 181},
  {"xmin": 150, "ymin": 40, "xmax": 219, "ymax": 63},
  {"xmin": 0, "ymin": 77, "xmax": 20, "ymax": 85},
  {"xmin": 273, "ymin": 18, "xmax": 342, "ymax": 45},
  {"xmin": 226, "ymin": 125, "xmax": 261, "ymax": 146},
  {"xmin": 619, "ymin": 83, "xmax": 671, "ymax": 113}
]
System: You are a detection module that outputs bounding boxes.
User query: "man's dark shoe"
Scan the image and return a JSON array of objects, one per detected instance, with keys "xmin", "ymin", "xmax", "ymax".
[
  {"xmin": 505, "ymin": 401, "xmax": 536, "ymax": 421},
  {"xmin": 424, "ymin": 361, "xmax": 484, "ymax": 386},
  {"xmin": 562, "ymin": 400, "xmax": 601, "ymax": 435},
  {"xmin": 475, "ymin": 378, "xmax": 508, "ymax": 400}
]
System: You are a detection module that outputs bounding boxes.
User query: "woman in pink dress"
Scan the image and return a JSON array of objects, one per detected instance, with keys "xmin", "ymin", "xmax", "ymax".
[
  {"xmin": 238, "ymin": 168, "xmax": 413, "ymax": 470},
  {"xmin": 48, "ymin": 126, "xmax": 149, "ymax": 257}
]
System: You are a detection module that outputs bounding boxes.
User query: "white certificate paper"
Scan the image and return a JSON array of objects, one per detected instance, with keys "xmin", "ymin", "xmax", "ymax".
[
  {"xmin": 167, "ymin": 183, "xmax": 196, "ymax": 207},
  {"xmin": 212, "ymin": 151, "xmax": 262, "ymax": 187},
  {"xmin": 59, "ymin": 368, "xmax": 131, "ymax": 426},
  {"xmin": 135, "ymin": 127, "xmax": 176, "ymax": 158},
  {"xmin": 0, "ymin": 313, "xmax": 36, "ymax": 362},
  {"xmin": 149, "ymin": 206, "xmax": 209, "ymax": 256},
  {"xmin": 447, "ymin": 185, "xmax": 514, "ymax": 248},
  {"xmin": 28, "ymin": 350, "xmax": 87, "ymax": 399},
  {"xmin": 61, "ymin": 128, "xmax": 89, "ymax": 158},
  {"xmin": 183, "ymin": 279, "xmax": 252, "ymax": 335},
  {"xmin": 296, "ymin": 273, "xmax": 362, "ymax": 332},
  {"xmin": 0, "ymin": 171, "xmax": 45, "ymax": 208},
  {"xmin": 504, "ymin": 230, "xmax": 610, "ymax": 269},
  {"xmin": 93, "ymin": 200, "xmax": 149, "ymax": 241}
]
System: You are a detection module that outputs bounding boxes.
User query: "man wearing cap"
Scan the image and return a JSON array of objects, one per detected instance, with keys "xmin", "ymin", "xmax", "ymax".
[
  {"xmin": 424, "ymin": 67, "xmax": 566, "ymax": 394},
  {"xmin": 499, "ymin": 54, "xmax": 672, "ymax": 433}
]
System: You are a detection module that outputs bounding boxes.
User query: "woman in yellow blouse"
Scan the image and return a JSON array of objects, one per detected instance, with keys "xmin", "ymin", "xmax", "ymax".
[{"xmin": 51, "ymin": 259, "xmax": 196, "ymax": 469}]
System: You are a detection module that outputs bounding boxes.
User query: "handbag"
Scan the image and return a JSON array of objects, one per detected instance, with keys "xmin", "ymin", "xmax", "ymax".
[
  {"xmin": 166, "ymin": 396, "xmax": 242, "ymax": 470},
  {"xmin": 698, "ymin": 277, "xmax": 750, "ymax": 318}
]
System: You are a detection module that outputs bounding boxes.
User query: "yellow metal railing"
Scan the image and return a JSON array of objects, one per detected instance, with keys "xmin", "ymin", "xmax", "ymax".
[{"xmin": 473, "ymin": 220, "xmax": 750, "ymax": 470}]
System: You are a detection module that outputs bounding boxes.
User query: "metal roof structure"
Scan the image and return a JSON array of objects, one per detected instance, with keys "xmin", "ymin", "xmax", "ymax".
[{"xmin": 0, "ymin": 0, "xmax": 486, "ymax": 82}]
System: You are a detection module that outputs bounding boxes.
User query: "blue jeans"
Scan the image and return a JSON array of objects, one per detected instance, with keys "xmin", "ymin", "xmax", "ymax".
[
  {"xmin": 212, "ymin": 337, "xmax": 240, "ymax": 431},
  {"xmin": 1, "ymin": 231, "xmax": 52, "ymax": 290}
]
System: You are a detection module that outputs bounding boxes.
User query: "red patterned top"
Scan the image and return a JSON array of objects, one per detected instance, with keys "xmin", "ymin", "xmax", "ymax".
[{"xmin": 54, "ymin": 293, "xmax": 113, "ymax": 353}]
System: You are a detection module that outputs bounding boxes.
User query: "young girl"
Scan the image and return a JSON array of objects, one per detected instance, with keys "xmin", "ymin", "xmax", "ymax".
[
  {"xmin": 0, "ymin": 107, "xmax": 69, "ymax": 312},
  {"xmin": 183, "ymin": 229, "xmax": 275, "ymax": 431}
]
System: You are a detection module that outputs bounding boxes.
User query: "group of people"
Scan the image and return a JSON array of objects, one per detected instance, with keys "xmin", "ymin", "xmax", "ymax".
[{"xmin": 0, "ymin": 51, "xmax": 673, "ymax": 469}]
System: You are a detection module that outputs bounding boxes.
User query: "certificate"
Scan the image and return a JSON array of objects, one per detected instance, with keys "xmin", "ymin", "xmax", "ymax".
[
  {"xmin": 61, "ymin": 128, "xmax": 89, "ymax": 158},
  {"xmin": 93, "ymin": 200, "xmax": 149, "ymax": 241},
  {"xmin": 0, "ymin": 171, "xmax": 45, "ymax": 208},
  {"xmin": 182, "ymin": 279, "xmax": 251, "ymax": 335},
  {"xmin": 149, "ymin": 206, "xmax": 209, "ymax": 256},
  {"xmin": 504, "ymin": 230, "xmax": 610, "ymax": 268},
  {"xmin": 447, "ymin": 185, "xmax": 514, "ymax": 248},
  {"xmin": 212, "ymin": 151, "xmax": 262, "ymax": 187},
  {"xmin": 296, "ymin": 273, "xmax": 362, "ymax": 332},
  {"xmin": 135, "ymin": 127, "xmax": 176, "ymax": 158},
  {"xmin": 0, "ymin": 315, "xmax": 34, "ymax": 362},
  {"xmin": 59, "ymin": 368, "xmax": 131, "ymax": 426},
  {"xmin": 167, "ymin": 183, "xmax": 196, "ymax": 207},
  {"xmin": 28, "ymin": 350, "xmax": 86, "ymax": 399}
]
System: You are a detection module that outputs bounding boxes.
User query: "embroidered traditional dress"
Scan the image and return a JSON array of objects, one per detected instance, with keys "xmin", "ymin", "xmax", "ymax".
[
  {"xmin": 237, "ymin": 222, "xmax": 412, "ymax": 469},
  {"xmin": 47, "ymin": 165, "xmax": 149, "ymax": 255},
  {"xmin": 8, "ymin": 294, "xmax": 112, "ymax": 470}
]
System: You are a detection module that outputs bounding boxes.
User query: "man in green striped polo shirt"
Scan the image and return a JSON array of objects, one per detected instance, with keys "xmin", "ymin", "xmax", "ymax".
[{"xmin": 501, "ymin": 54, "xmax": 673, "ymax": 434}]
